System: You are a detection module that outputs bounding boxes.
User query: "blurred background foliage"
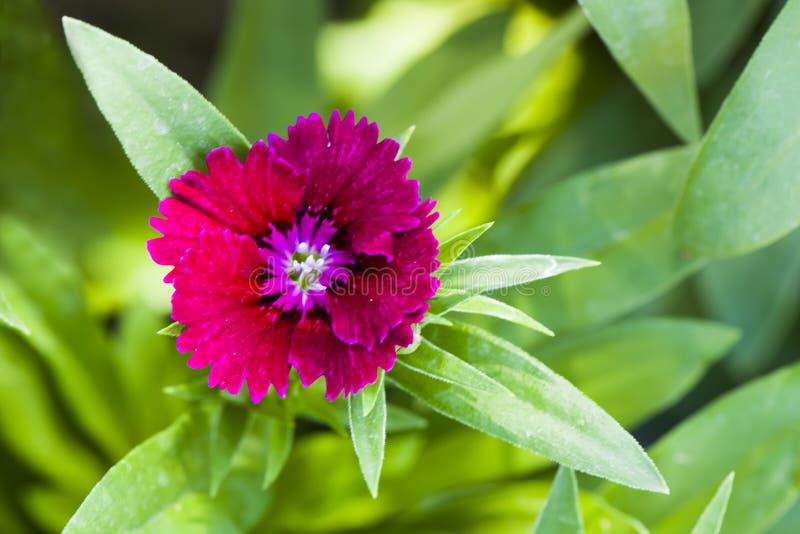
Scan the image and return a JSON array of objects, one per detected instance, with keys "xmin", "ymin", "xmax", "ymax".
[{"xmin": 1, "ymin": 0, "xmax": 799, "ymax": 532}]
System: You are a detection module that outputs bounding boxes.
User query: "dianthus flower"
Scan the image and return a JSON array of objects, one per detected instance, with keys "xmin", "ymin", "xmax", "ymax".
[{"xmin": 148, "ymin": 111, "xmax": 440, "ymax": 401}]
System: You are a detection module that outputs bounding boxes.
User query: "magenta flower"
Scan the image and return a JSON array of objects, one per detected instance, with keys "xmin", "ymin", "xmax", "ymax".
[{"xmin": 148, "ymin": 111, "xmax": 440, "ymax": 401}]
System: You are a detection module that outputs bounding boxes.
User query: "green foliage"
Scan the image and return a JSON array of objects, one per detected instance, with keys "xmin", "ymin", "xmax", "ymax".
[
  {"xmin": 533, "ymin": 467, "xmax": 584, "ymax": 533},
  {"xmin": 394, "ymin": 332, "xmax": 666, "ymax": 493},
  {"xmin": 2, "ymin": 0, "xmax": 799, "ymax": 531},
  {"xmin": 690, "ymin": 473, "xmax": 735, "ymax": 534},
  {"xmin": 64, "ymin": 405, "xmax": 267, "ymax": 533},
  {"xmin": 348, "ymin": 374, "xmax": 387, "ymax": 498},
  {"xmin": 676, "ymin": 0, "xmax": 800, "ymax": 257},
  {"xmin": 605, "ymin": 363, "xmax": 800, "ymax": 534},
  {"xmin": 536, "ymin": 318, "xmax": 739, "ymax": 428},
  {"xmin": 579, "ymin": 0, "xmax": 701, "ymax": 141},
  {"xmin": 63, "ymin": 17, "xmax": 249, "ymax": 198}
]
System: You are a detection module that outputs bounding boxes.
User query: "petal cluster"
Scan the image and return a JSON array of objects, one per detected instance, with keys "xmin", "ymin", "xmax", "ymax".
[{"xmin": 149, "ymin": 111, "xmax": 439, "ymax": 401}]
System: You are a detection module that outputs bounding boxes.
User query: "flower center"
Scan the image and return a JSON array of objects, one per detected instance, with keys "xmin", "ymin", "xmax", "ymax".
[
  {"xmin": 287, "ymin": 242, "xmax": 331, "ymax": 292},
  {"xmin": 260, "ymin": 213, "xmax": 351, "ymax": 312}
]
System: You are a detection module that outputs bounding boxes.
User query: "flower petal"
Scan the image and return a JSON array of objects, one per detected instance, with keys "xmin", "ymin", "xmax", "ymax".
[{"xmin": 289, "ymin": 317, "xmax": 395, "ymax": 400}]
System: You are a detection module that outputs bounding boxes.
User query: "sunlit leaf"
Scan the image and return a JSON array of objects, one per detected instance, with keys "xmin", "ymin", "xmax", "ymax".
[{"xmin": 63, "ymin": 17, "xmax": 249, "ymax": 199}]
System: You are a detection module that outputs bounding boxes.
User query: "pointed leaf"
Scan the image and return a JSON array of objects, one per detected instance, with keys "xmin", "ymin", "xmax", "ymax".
[
  {"xmin": 391, "ymin": 336, "xmax": 667, "ymax": 493},
  {"xmin": 437, "ymin": 222, "xmax": 494, "ymax": 266},
  {"xmin": 65, "ymin": 407, "xmax": 268, "ymax": 533},
  {"xmin": 691, "ymin": 473, "xmax": 735, "ymax": 534},
  {"xmin": 578, "ymin": 0, "xmax": 701, "ymax": 141},
  {"xmin": 485, "ymin": 146, "xmax": 702, "ymax": 332},
  {"xmin": 63, "ymin": 17, "xmax": 249, "ymax": 199},
  {"xmin": 690, "ymin": 0, "xmax": 772, "ymax": 84},
  {"xmin": 676, "ymin": 0, "xmax": 800, "ymax": 257},
  {"xmin": 534, "ymin": 467, "xmax": 584, "ymax": 534},
  {"xmin": 0, "ymin": 289, "xmax": 28, "ymax": 335},
  {"xmin": 437, "ymin": 254, "xmax": 599, "ymax": 295},
  {"xmin": 605, "ymin": 362, "xmax": 800, "ymax": 534},
  {"xmin": 208, "ymin": 402, "xmax": 249, "ymax": 496},
  {"xmin": 348, "ymin": 379, "xmax": 387, "ymax": 498},
  {"xmin": 361, "ymin": 370, "xmax": 384, "ymax": 417},
  {"xmin": 255, "ymin": 413, "xmax": 295, "ymax": 489},
  {"xmin": 157, "ymin": 321, "xmax": 186, "ymax": 337},
  {"xmin": 393, "ymin": 125, "xmax": 416, "ymax": 157},
  {"xmin": 448, "ymin": 294, "xmax": 554, "ymax": 337}
]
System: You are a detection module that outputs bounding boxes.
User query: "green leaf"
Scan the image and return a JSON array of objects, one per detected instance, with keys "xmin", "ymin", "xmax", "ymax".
[
  {"xmin": 348, "ymin": 378, "xmax": 387, "ymax": 498},
  {"xmin": 432, "ymin": 208, "xmax": 463, "ymax": 236},
  {"xmin": 365, "ymin": 11, "xmax": 511, "ymax": 140},
  {"xmin": 391, "ymin": 334, "xmax": 667, "ymax": 493},
  {"xmin": 767, "ymin": 502, "xmax": 800, "ymax": 534},
  {"xmin": 208, "ymin": 0, "xmax": 324, "ymax": 139},
  {"xmin": 437, "ymin": 254, "xmax": 599, "ymax": 295},
  {"xmin": 157, "ymin": 321, "xmax": 186, "ymax": 337},
  {"xmin": 254, "ymin": 412, "xmax": 294, "ymax": 489},
  {"xmin": 386, "ymin": 479, "xmax": 647, "ymax": 534},
  {"xmin": 63, "ymin": 17, "xmax": 249, "ymax": 199},
  {"xmin": 402, "ymin": 7, "xmax": 589, "ymax": 187},
  {"xmin": 675, "ymin": 0, "xmax": 800, "ymax": 257},
  {"xmin": 65, "ymin": 407, "xmax": 268, "ymax": 533},
  {"xmin": 360, "ymin": 370, "xmax": 384, "ymax": 417},
  {"xmin": 0, "ymin": 218, "xmax": 129, "ymax": 457},
  {"xmin": 208, "ymin": 402, "xmax": 249, "ymax": 497},
  {"xmin": 0, "ymin": 289, "xmax": 28, "ymax": 335},
  {"xmin": 534, "ymin": 466, "xmax": 584, "ymax": 534},
  {"xmin": 164, "ymin": 379, "xmax": 220, "ymax": 402},
  {"xmin": 115, "ymin": 304, "xmax": 189, "ymax": 442},
  {"xmin": 536, "ymin": 318, "xmax": 740, "ymax": 428},
  {"xmin": 393, "ymin": 125, "xmax": 416, "ymax": 157},
  {"xmin": 697, "ymin": 228, "xmax": 800, "ymax": 378},
  {"xmin": 485, "ymin": 146, "xmax": 702, "ymax": 333},
  {"xmin": 604, "ymin": 362, "xmax": 800, "ymax": 534},
  {"xmin": 447, "ymin": 294, "xmax": 554, "ymax": 337},
  {"xmin": 437, "ymin": 222, "xmax": 494, "ymax": 266},
  {"xmin": 0, "ymin": 331, "xmax": 104, "ymax": 493},
  {"xmin": 691, "ymin": 473, "xmax": 735, "ymax": 534},
  {"xmin": 385, "ymin": 404, "xmax": 428, "ymax": 433},
  {"xmin": 578, "ymin": 0, "xmax": 701, "ymax": 141},
  {"xmin": 690, "ymin": 0, "xmax": 772, "ymax": 84}
]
